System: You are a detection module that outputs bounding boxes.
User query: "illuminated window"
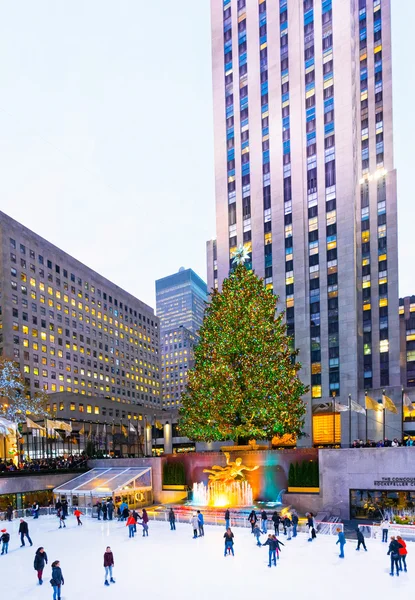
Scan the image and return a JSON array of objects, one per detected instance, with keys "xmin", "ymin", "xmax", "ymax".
[
  {"xmin": 313, "ymin": 414, "xmax": 341, "ymax": 445},
  {"xmin": 379, "ymin": 298, "xmax": 388, "ymax": 307},
  {"xmin": 70, "ymin": 402, "xmax": 76, "ymax": 411},
  {"xmin": 364, "ymin": 343, "xmax": 371, "ymax": 355},
  {"xmin": 362, "ymin": 230, "xmax": 370, "ymax": 243},
  {"xmin": 94, "ymin": 406, "xmax": 100, "ymax": 415},
  {"xmin": 312, "ymin": 385, "xmax": 322, "ymax": 399},
  {"xmin": 87, "ymin": 405, "xmax": 92, "ymax": 413},
  {"xmin": 380, "ymin": 340, "xmax": 389, "ymax": 353}
]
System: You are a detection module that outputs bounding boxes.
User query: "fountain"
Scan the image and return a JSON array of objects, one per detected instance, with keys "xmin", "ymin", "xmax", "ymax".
[{"xmin": 192, "ymin": 452, "xmax": 258, "ymax": 507}]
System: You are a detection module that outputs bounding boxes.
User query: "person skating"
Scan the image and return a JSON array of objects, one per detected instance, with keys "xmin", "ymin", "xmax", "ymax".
[
  {"xmin": 225, "ymin": 508, "xmax": 230, "ymax": 530},
  {"xmin": 387, "ymin": 536, "xmax": 401, "ymax": 576},
  {"xmin": 261, "ymin": 510, "xmax": 268, "ymax": 534},
  {"xmin": 102, "ymin": 501, "xmax": 108, "ymax": 521},
  {"xmin": 59, "ymin": 512, "xmax": 66, "ymax": 529},
  {"xmin": 34, "ymin": 547, "xmax": 48, "ymax": 584},
  {"xmin": 253, "ymin": 524, "xmax": 262, "ymax": 547},
  {"xmin": 169, "ymin": 508, "xmax": 176, "ymax": 530},
  {"xmin": 103, "ymin": 546, "xmax": 115, "ymax": 586},
  {"xmin": 272, "ymin": 511, "xmax": 280, "ymax": 535},
  {"xmin": 248, "ymin": 510, "xmax": 257, "ymax": 533},
  {"xmin": 291, "ymin": 511, "xmax": 299, "ymax": 538},
  {"xmin": 307, "ymin": 513, "xmax": 316, "ymax": 542},
  {"xmin": 6, "ymin": 505, "xmax": 13, "ymax": 522},
  {"xmin": 283, "ymin": 515, "xmax": 292, "ymax": 540},
  {"xmin": 32, "ymin": 500, "xmax": 39, "ymax": 519},
  {"xmin": 140, "ymin": 508, "xmax": 149, "ymax": 537},
  {"xmin": 61, "ymin": 500, "xmax": 68, "ymax": 518},
  {"xmin": 55, "ymin": 500, "xmax": 62, "ymax": 514},
  {"xmin": 197, "ymin": 510, "xmax": 204, "ymax": 537},
  {"xmin": 132, "ymin": 509, "xmax": 139, "ymax": 533},
  {"xmin": 356, "ymin": 527, "xmax": 367, "ymax": 551},
  {"xmin": 74, "ymin": 508, "xmax": 83, "ymax": 526},
  {"xmin": 263, "ymin": 534, "xmax": 284, "ymax": 567},
  {"xmin": 191, "ymin": 514, "xmax": 199, "ymax": 539},
  {"xmin": 0, "ymin": 529, "xmax": 10, "ymax": 555},
  {"xmin": 50, "ymin": 560, "xmax": 64, "ymax": 600},
  {"xmin": 126, "ymin": 512, "xmax": 136, "ymax": 538},
  {"xmin": 19, "ymin": 518, "xmax": 33, "ymax": 547},
  {"xmin": 396, "ymin": 536, "xmax": 407, "ymax": 572},
  {"xmin": 224, "ymin": 528, "xmax": 234, "ymax": 556},
  {"xmin": 336, "ymin": 528, "xmax": 346, "ymax": 558},
  {"xmin": 381, "ymin": 518, "xmax": 390, "ymax": 543},
  {"xmin": 122, "ymin": 505, "xmax": 129, "ymax": 521},
  {"xmin": 96, "ymin": 501, "xmax": 102, "ymax": 520}
]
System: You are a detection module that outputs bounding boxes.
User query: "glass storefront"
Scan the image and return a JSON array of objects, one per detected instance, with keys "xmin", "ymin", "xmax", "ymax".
[
  {"xmin": 0, "ymin": 489, "xmax": 53, "ymax": 511},
  {"xmin": 350, "ymin": 489, "xmax": 415, "ymax": 520}
]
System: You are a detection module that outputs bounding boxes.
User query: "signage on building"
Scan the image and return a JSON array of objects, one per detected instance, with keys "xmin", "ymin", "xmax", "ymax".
[{"xmin": 373, "ymin": 477, "xmax": 415, "ymax": 487}]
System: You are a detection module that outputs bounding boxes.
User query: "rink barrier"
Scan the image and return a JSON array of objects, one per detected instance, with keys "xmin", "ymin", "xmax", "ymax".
[{"xmin": 358, "ymin": 522, "xmax": 415, "ymax": 541}]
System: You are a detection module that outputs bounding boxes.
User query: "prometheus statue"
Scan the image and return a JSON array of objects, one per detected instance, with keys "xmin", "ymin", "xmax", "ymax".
[{"xmin": 203, "ymin": 452, "xmax": 259, "ymax": 484}]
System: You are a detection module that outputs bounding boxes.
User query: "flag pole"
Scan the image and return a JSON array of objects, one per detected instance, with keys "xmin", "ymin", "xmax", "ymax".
[
  {"xmin": 348, "ymin": 393, "xmax": 352, "ymax": 448},
  {"xmin": 382, "ymin": 389, "xmax": 386, "ymax": 441},
  {"xmin": 365, "ymin": 391, "xmax": 368, "ymax": 443},
  {"xmin": 401, "ymin": 386, "xmax": 404, "ymax": 442}
]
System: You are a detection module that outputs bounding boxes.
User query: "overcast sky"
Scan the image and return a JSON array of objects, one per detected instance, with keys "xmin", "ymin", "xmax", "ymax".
[{"xmin": 0, "ymin": 0, "xmax": 412, "ymax": 309}]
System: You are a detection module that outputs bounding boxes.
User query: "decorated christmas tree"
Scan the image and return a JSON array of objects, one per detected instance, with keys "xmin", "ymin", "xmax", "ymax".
[
  {"xmin": 0, "ymin": 357, "xmax": 48, "ymax": 422},
  {"xmin": 179, "ymin": 248, "xmax": 308, "ymax": 442}
]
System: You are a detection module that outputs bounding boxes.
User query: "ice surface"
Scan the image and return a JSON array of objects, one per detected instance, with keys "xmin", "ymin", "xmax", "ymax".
[{"xmin": 1, "ymin": 515, "xmax": 412, "ymax": 600}]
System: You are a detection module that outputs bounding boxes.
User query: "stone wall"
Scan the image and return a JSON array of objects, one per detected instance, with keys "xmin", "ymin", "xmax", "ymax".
[{"xmin": 0, "ymin": 472, "xmax": 77, "ymax": 495}]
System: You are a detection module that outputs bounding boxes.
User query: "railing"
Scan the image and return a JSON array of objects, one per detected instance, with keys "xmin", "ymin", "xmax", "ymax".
[
  {"xmin": 0, "ymin": 467, "xmax": 88, "ymax": 478},
  {"xmin": 358, "ymin": 522, "xmax": 415, "ymax": 540}
]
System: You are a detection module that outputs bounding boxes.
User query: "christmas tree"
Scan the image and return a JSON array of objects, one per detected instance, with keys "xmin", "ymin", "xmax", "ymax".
[
  {"xmin": 0, "ymin": 357, "xmax": 48, "ymax": 423},
  {"xmin": 179, "ymin": 249, "xmax": 308, "ymax": 442}
]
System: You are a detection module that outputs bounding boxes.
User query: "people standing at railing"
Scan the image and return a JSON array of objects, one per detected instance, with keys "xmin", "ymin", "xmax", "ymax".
[
  {"xmin": 260, "ymin": 510, "xmax": 268, "ymax": 534},
  {"xmin": 0, "ymin": 529, "xmax": 10, "ymax": 554},
  {"xmin": 355, "ymin": 528, "xmax": 367, "ymax": 551},
  {"xmin": 225, "ymin": 508, "xmax": 230, "ymax": 530},
  {"xmin": 336, "ymin": 528, "xmax": 346, "ymax": 558},
  {"xmin": 272, "ymin": 511, "xmax": 280, "ymax": 535},
  {"xmin": 19, "ymin": 518, "xmax": 33, "ymax": 547},
  {"xmin": 396, "ymin": 536, "xmax": 407, "ymax": 572},
  {"xmin": 291, "ymin": 511, "xmax": 299, "ymax": 538},
  {"xmin": 169, "ymin": 508, "xmax": 176, "ymax": 530},
  {"xmin": 191, "ymin": 514, "xmax": 199, "ymax": 539},
  {"xmin": 248, "ymin": 510, "xmax": 257, "ymax": 534},
  {"xmin": 387, "ymin": 536, "xmax": 402, "ymax": 577},
  {"xmin": 197, "ymin": 510, "xmax": 205, "ymax": 537},
  {"xmin": 34, "ymin": 547, "xmax": 48, "ymax": 585},
  {"xmin": 224, "ymin": 528, "xmax": 234, "ymax": 556},
  {"xmin": 381, "ymin": 518, "xmax": 390, "ymax": 543}
]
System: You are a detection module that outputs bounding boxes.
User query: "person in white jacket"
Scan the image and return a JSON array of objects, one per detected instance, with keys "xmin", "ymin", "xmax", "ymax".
[
  {"xmin": 190, "ymin": 514, "xmax": 199, "ymax": 539},
  {"xmin": 381, "ymin": 518, "xmax": 390, "ymax": 543}
]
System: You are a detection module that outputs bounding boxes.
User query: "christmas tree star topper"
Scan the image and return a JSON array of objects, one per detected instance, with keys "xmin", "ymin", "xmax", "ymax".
[{"xmin": 232, "ymin": 244, "xmax": 250, "ymax": 266}]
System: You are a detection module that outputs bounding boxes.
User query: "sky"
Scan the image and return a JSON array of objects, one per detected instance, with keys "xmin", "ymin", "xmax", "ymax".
[{"xmin": 0, "ymin": 0, "xmax": 413, "ymax": 310}]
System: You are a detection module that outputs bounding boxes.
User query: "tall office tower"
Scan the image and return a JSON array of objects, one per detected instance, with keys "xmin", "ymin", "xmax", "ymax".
[
  {"xmin": 0, "ymin": 212, "xmax": 160, "ymax": 408},
  {"xmin": 208, "ymin": 0, "xmax": 400, "ymax": 445},
  {"xmin": 399, "ymin": 296, "xmax": 415, "ymax": 389},
  {"xmin": 156, "ymin": 268, "xmax": 207, "ymax": 407}
]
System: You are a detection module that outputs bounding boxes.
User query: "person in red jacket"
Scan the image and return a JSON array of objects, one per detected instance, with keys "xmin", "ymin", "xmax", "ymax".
[
  {"xmin": 396, "ymin": 536, "xmax": 407, "ymax": 572},
  {"xmin": 126, "ymin": 513, "xmax": 136, "ymax": 538},
  {"xmin": 103, "ymin": 546, "xmax": 115, "ymax": 586},
  {"xmin": 74, "ymin": 509, "xmax": 83, "ymax": 526}
]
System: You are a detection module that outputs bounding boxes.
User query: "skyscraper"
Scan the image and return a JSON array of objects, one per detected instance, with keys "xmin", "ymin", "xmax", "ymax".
[
  {"xmin": 156, "ymin": 268, "xmax": 207, "ymax": 407},
  {"xmin": 207, "ymin": 0, "xmax": 400, "ymax": 444}
]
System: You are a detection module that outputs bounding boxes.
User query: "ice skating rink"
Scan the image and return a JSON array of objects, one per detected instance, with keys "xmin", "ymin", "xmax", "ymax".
[{"xmin": 2, "ymin": 516, "xmax": 412, "ymax": 600}]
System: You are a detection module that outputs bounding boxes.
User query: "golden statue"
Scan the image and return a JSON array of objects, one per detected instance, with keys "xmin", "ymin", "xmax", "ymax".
[{"xmin": 203, "ymin": 452, "xmax": 259, "ymax": 484}]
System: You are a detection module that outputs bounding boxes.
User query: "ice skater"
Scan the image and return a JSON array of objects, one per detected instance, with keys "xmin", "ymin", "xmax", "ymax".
[
  {"xmin": 291, "ymin": 511, "xmax": 299, "ymax": 538},
  {"xmin": 283, "ymin": 515, "xmax": 292, "ymax": 540},
  {"xmin": 19, "ymin": 518, "xmax": 33, "ymax": 547},
  {"xmin": 107, "ymin": 500, "xmax": 114, "ymax": 521},
  {"xmin": 96, "ymin": 501, "xmax": 102, "ymax": 520},
  {"xmin": 396, "ymin": 536, "xmax": 407, "ymax": 572},
  {"xmin": 307, "ymin": 513, "xmax": 316, "ymax": 542},
  {"xmin": 387, "ymin": 536, "xmax": 401, "ymax": 576},
  {"xmin": 50, "ymin": 560, "xmax": 64, "ymax": 600},
  {"xmin": 169, "ymin": 508, "xmax": 176, "ymax": 530},
  {"xmin": 126, "ymin": 513, "xmax": 136, "ymax": 538},
  {"xmin": 248, "ymin": 510, "xmax": 257, "ymax": 533},
  {"xmin": 263, "ymin": 534, "xmax": 284, "ymax": 567},
  {"xmin": 140, "ymin": 508, "xmax": 149, "ymax": 537},
  {"xmin": 6, "ymin": 504, "xmax": 13, "ymax": 522},
  {"xmin": 103, "ymin": 546, "xmax": 115, "ymax": 586},
  {"xmin": 336, "ymin": 528, "xmax": 346, "ymax": 558},
  {"xmin": 261, "ymin": 510, "xmax": 268, "ymax": 534},
  {"xmin": 225, "ymin": 508, "xmax": 230, "ymax": 530},
  {"xmin": 102, "ymin": 501, "xmax": 108, "ymax": 521},
  {"xmin": 253, "ymin": 524, "xmax": 262, "ymax": 547},
  {"xmin": 191, "ymin": 514, "xmax": 199, "ymax": 539},
  {"xmin": 74, "ymin": 508, "xmax": 83, "ymax": 526},
  {"xmin": 356, "ymin": 527, "xmax": 367, "ymax": 551},
  {"xmin": 381, "ymin": 517, "xmax": 390, "ymax": 543},
  {"xmin": 58, "ymin": 511, "xmax": 66, "ymax": 529},
  {"xmin": 272, "ymin": 511, "xmax": 280, "ymax": 535},
  {"xmin": 197, "ymin": 510, "xmax": 204, "ymax": 537},
  {"xmin": 1, "ymin": 529, "xmax": 10, "ymax": 555},
  {"xmin": 224, "ymin": 528, "xmax": 234, "ymax": 556},
  {"xmin": 34, "ymin": 547, "xmax": 48, "ymax": 585},
  {"xmin": 32, "ymin": 500, "xmax": 39, "ymax": 519}
]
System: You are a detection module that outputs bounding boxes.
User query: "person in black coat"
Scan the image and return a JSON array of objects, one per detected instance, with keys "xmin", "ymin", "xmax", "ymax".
[
  {"xmin": 169, "ymin": 508, "xmax": 176, "ymax": 531},
  {"xmin": 272, "ymin": 512, "xmax": 280, "ymax": 535},
  {"xmin": 248, "ymin": 510, "xmax": 258, "ymax": 533},
  {"xmin": 291, "ymin": 512, "xmax": 299, "ymax": 538},
  {"xmin": 356, "ymin": 528, "xmax": 367, "ymax": 551},
  {"xmin": 96, "ymin": 502, "xmax": 102, "ymax": 520},
  {"xmin": 19, "ymin": 519, "xmax": 33, "ymax": 547},
  {"xmin": 51, "ymin": 560, "xmax": 64, "ymax": 599},
  {"xmin": 34, "ymin": 547, "xmax": 48, "ymax": 584},
  {"xmin": 263, "ymin": 534, "xmax": 284, "ymax": 567},
  {"xmin": 387, "ymin": 537, "xmax": 402, "ymax": 576},
  {"xmin": 61, "ymin": 500, "xmax": 68, "ymax": 518}
]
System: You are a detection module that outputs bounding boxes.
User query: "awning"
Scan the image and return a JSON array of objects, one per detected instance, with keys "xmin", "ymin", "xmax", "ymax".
[{"xmin": 53, "ymin": 467, "xmax": 152, "ymax": 496}]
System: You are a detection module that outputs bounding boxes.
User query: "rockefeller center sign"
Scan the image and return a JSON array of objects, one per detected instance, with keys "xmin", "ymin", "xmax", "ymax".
[{"xmin": 373, "ymin": 477, "xmax": 415, "ymax": 487}]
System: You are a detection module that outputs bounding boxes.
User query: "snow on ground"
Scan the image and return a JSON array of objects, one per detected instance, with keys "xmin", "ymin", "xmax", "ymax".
[{"xmin": 1, "ymin": 515, "xmax": 412, "ymax": 600}]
